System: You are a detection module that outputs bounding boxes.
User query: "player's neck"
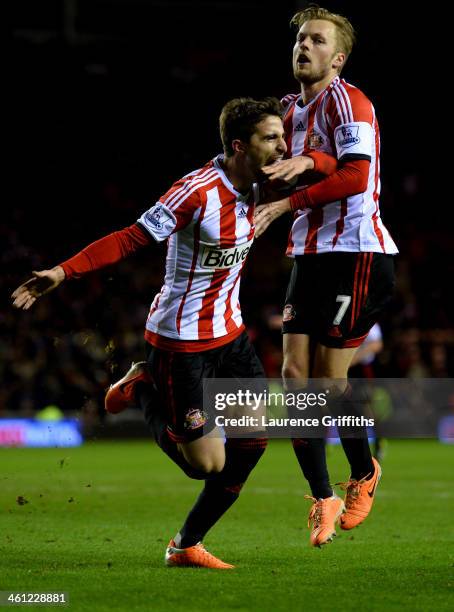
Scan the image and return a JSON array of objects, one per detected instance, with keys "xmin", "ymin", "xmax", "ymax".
[
  {"xmin": 222, "ymin": 157, "xmax": 252, "ymax": 194},
  {"xmin": 300, "ymin": 73, "xmax": 337, "ymax": 105}
]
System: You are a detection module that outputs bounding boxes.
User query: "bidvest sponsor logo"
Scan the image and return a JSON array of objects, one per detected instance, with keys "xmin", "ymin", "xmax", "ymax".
[{"xmin": 201, "ymin": 238, "xmax": 254, "ymax": 269}]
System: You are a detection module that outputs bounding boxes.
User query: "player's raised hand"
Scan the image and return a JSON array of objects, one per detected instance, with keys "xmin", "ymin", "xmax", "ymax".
[
  {"xmin": 254, "ymin": 199, "xmax": 291, "ymax": 238},
  {"xmin": 11, "ymin": 266, "xmax": 66, "ymax": 310},
  {"xmin": 261, "ymin": 156, "xmax": 314, "ymax": 182}
]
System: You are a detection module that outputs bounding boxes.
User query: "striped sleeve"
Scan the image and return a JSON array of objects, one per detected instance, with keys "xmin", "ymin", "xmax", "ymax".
[
  {"xmin": 138, "ymin": 166, "xmax": 219, "ymax": 240},
  {"xmin": 280, "ymin": 93, "xmax": 299, "ymax": 110},
  {"xmin": 138, "ymin": 178, "xmax": 202, "ymax": 241},
  {"xmin": 325, "ymin": 83, "xmax": 374, "ymax": 162}
]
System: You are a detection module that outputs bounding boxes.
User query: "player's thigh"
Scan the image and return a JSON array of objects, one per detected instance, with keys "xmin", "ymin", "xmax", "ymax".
[
  {"xmin": 314, "ymin": 343, "xmax": 358, "ymax": 377},
  {"xmin": 280, "ymin": 255, "xmax": 319, "ymax": 386},
  {"xmin": 282, "ymin": 333, "xmax": 311, "ymax": 388},
  {"xmin": 146, "ymin": 345, "xmax": 221, "ymax": 449},
  {"xmin": 313, "ymin": 343, "xmax": 357, "ymax": 395},
  {"xmin": 281, "ymin": 256, "xmax": 317, "ymax": 340}
]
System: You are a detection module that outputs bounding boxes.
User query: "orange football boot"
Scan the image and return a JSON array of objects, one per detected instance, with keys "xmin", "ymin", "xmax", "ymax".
[
  {"xmin": 305, "ymin": 495, "xmax": 345, "ymax": 547},
  {"xmin": 165, "ymin": 540, "xmax": 234, "ymax": 569},
  {"xmin": 338, "ymin": 457, "xmax": 382, "ymax": 530},
  {"xmin": 104, "ymin": 361, "xmax": 152, "ymax": 414}
]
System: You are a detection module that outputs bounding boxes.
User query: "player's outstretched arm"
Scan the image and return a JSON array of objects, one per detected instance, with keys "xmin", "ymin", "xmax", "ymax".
[
  {"xmin": 12, "ymin": 223, "xmax": 153, "ymax": 311},
  {"xmin": 11, "ymin": 266, "xmax": 66, "ymax": 310}
]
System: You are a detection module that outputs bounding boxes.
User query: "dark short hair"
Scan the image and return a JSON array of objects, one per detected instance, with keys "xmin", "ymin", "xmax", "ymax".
[{"xmin": 219, "ymin": 97, "xmax": 283, "ymax": 157}]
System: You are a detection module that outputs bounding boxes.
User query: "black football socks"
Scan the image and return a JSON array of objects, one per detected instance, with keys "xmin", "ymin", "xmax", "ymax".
[
  {"xmin": 177, "ymin": 437, "xmax": 268, "ymax": 548},
  {"xmin": 292, "ymin": 437, "xmax": 333, "ymax": 498},
  {"xmin": 334, "ymin": 385, "xmax": 375, "ymax": 480},
  {"xmin": 288, "ymin": 389, "xmax": 333, "ymax": 499}
]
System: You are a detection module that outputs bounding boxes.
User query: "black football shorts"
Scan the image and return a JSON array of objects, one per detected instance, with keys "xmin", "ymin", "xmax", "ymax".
[
  {"xmin": 145, "ymin": 331, "xmax": 265, "ymax": 442},
  {"xmin": 282, "ymin": 252, "xmax": 395, "ymax": 348}
]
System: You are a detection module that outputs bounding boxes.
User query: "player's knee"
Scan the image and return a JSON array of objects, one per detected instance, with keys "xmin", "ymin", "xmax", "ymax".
[
  {"xmin": 208, "ymin": 455, "xmax": 225, "ymax": 474},
  {"xmin": 314, "ymin": 374, "xmax": 349, "ymax": 400},
  {"xmin": 186, "ymin": 455, "xmax": 225, "ymax": 474},
  {"xmin": 327, "ymin": 379, "xmax": 348, "ymax": 398},
  {"xmin": 282, "ymin": 358, "xmax": 307, "ymax": 384}
]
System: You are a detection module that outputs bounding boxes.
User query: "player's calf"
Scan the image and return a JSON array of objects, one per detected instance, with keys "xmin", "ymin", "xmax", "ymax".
[{"xmin": 172, "ymin": 437, "xmax": 268, "ymax": 553}]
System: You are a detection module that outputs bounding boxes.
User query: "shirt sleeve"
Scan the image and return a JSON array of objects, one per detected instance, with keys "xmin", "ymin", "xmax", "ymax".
[
  {"xmin": 280, "ymin": 93, "xmax": 299, "ymax": 110},
  {"xmin": 138, "ymin": 176, "xmax": 201, "ymax": 241},
  {"xmin": 325, "ymin": 86, "xmax": 375, "ymax": 163},
  {"xmin": 60, "ymin": 223, "xmax": 152, "ymax": 279},
  {"xmin": 289, "ymin": 159, "xmax": 369, "ymax": 212},
  {"xmin": 305, "ymin": 151, "xmax": 338, "ymax": 176}
]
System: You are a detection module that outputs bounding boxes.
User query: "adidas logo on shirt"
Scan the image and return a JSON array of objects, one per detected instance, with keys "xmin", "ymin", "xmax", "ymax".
[
  {"xmin": 238, "ymin": 207, "xmax": 248, "ymax": 218},
  {"xmin": 295, "ymin": 121, "xmax": 306, "ymax": 132}
]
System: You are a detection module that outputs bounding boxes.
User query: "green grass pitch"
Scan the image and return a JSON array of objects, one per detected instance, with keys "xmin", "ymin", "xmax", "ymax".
[{"xmin": 1, "ymin": 440, "xmax": 453, "ymax": 611}]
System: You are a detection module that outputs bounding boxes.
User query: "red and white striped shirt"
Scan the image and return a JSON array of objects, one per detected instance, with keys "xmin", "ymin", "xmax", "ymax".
[
  {"xmin": 282, "ymin": 76, "xmax": 398, "ymax": 256},
  {"xmin": 138, "ymin": 156, "xmax": 257, "ymax": 351}
]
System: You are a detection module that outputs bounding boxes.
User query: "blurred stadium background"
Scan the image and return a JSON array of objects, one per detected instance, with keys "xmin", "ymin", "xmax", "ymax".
[
  {"xmin": 3, "ymin": 3, "xmax": 454, "ymax": 610},
  {"xmin": 4, "ymin": 0, "xmax": 453, "ymax": 430}
]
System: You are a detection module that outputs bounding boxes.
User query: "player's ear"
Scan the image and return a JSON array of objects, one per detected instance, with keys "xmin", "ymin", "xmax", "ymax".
[
  {"xmin": 232, "ymin": 139, "xmax": 247, "ymax": 154},
  {"xmin": 332, "ymin": 51, "xmax": 345, "ymax": 71}
]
